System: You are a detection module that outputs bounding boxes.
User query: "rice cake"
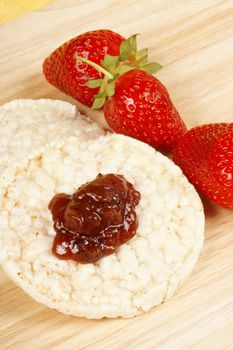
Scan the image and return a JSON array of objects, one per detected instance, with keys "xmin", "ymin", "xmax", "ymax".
[{"xmin": 0, "ymin": 100, "xmax": 204, "ymax": 318}]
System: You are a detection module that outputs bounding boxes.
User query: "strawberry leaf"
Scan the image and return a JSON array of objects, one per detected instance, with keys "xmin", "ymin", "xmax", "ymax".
[
  {"xmin": 119, "ymin": 34, "xmax": 139, "ymax": 61},
  {"xmin": 128, "ymin": 34, "xmax": 138, "ymax": 55},
  {"xmin": 119, "ymin": 40, "xmax": 131, "ymax": 61},
  {"xmin": 95, "ymin": 91, "xmax": 105, "ymax": 98},
  {"xmin": 118, "ymin": 64, "xmax": 133, "ymax": 74},
  {"xmin": 86, "ymin": 79, "xmax": 103, "ymax": 88},
  {"xmin": 106, "ymin": 81, "xmax": 115, "ymax": 97},
  {"xmin": 101, "ymin": 55, "xmax": 119, "ymax": 72},
  {"xmin": 92, "ymin": 95, "xmax": 106, "ymax": 109},
  {"xmin": 140, "ymin": 62, "xmax": 163, "ymax": 74},
  {"xmin": 134, "ymin": 54, "xmax": 148, "ymax": 66},
  {"xmin": 136, "ymin": 48, "xmax": 148, "ymax": 59}
]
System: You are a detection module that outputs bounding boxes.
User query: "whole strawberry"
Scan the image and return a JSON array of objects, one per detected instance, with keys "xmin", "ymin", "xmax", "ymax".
[
  {"xmin": 43, "ymin": 30, "xmax": 125, "ymax": 106},
  {"xmin": 74, "ymin": 35, "xmax": 186, "ymax": 150},
  {"xmin": 173, "ymin": 123, "xmax": 233, "ymax": 210},
  {"xmin": 104, "ymin": 69, "xmax": 187, "ymax": 150},
  {"xmin": 43, "ymin": 32, "xmax": 187, "ymax": 151}
]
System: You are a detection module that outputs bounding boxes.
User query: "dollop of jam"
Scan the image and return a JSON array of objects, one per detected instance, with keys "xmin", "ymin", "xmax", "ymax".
[{"xmin": 49, "ymin": 174, "xmax": 140, "ymax": 264}]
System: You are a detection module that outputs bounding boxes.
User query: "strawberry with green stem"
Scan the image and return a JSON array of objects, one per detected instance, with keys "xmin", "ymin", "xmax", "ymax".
[
  {"xmin": 43, "ymin": 30, "xmax": 125, "ymax": 107},
  {"xmin": 75, "ymin": 34, "xmax": 186, "ymax": 151},
  {"xmin": 43, "ymin": 30, "xmax": 186, "ymax": 151},
  {"xmin": 76, "ymin": 34, "xmax": 163, "ymax": 108}
]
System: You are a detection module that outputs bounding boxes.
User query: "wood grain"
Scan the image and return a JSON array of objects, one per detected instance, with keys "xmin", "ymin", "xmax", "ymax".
[{"xmin": 1, "ymin": 0, "xmax": 233, "ymax": 349}]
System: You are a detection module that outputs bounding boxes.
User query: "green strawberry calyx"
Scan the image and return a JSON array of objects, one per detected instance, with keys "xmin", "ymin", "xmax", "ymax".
[{"xmin": 75, "ymin": 34, "xmax": 163, "ymax": 109}]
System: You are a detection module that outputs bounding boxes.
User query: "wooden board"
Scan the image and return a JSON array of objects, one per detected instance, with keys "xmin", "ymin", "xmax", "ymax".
[{"xmin": 1, "ymin": 0, "xmax": 233, "ymax": 349}]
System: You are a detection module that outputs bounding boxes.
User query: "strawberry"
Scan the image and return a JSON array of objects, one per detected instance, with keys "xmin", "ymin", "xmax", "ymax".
[
  {"xmin": 43, "ymin": 31, "xmax": 186, "ymax": 151},
  {"xmin": 43, "ymin": 30, "xmax": 125, "ymax": 107},
  {"xmin": 173, "ymin": 123, "xmax": 233, "ymax": 210},
  {"xmin": 74, "ymin": 35, "xmax": 186, "ymax": 150},
  {"xmin": 103, "ymin": 69, "xmax": 187, "ymax": 150}
]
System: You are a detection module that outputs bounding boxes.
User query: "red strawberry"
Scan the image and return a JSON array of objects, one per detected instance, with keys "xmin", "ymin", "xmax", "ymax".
[
  {"xmin": 43, "ymin": 32, "xmax": 186, "ymax": 151},
  {"xmin": 103, "ymin": 69, "xmax": 187, "ymax": 150},
  {"xmin": 173, "ymin": 123, "xmax": 233, "ymax": 210},
  {"xmin": 43, "ymin": 30, "xmax": 125, "ymax": 107}
]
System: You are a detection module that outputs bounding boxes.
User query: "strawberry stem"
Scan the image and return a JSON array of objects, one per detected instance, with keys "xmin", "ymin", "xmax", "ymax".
[{"xmin": 75, "ymin": 55, "xmax": 113, "ymax": 79}]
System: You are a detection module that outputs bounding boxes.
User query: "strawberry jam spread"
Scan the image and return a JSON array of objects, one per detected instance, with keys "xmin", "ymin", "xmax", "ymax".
[{"xmin": 49, "ymin": 174, "xmax": 140, "ymax": 263}]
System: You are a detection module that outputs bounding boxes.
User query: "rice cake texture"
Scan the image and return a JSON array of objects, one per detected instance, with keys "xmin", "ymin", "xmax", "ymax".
[
  {"xmin": 0, "ymin": 100, "xmax": 205, "ymax": 319},
  {"xmin": 0, "ymin": 99, "xmax": 104, "ymax": 191}
]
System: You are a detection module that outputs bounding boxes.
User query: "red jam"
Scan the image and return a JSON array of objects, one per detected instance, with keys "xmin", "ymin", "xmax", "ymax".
[{"xmin": 48, "ymin": 174, "xmax": 140, "ymax": 263}]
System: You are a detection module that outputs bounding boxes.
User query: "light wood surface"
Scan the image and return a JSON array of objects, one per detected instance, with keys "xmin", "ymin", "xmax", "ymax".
[
  {"xmin": 0, "ymin": 0, "xmax": 54, "ymax": 24},
  {"xmin": 1, "ymin": 1, "xmax": 233, "ymax": 349}
]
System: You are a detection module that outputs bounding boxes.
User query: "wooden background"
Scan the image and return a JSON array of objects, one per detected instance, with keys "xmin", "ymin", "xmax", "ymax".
[{"xmin": 1, "ymin": 0, "xmax": 233, "ymax": 349}]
